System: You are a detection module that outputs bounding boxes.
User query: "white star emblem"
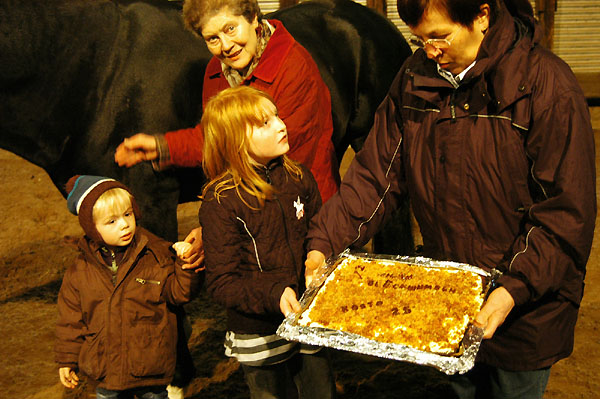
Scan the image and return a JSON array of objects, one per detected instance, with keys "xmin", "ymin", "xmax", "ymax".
[{"xmin": 293, "ymin": 196, "xmax": 304, "ymax": 220}]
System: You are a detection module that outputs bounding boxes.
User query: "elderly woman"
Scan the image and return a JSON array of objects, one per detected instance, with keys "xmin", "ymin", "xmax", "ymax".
[
  {"xmin": 115, "ymin": 0, "xmax": 339, "ymax": 203},
  {"xmin": 304, "ymin": 0, "xmax": 595, "ymax": 398},
  {"xmin": 115, "ymin": 0, "xmax": 339, "ymax": 271}
]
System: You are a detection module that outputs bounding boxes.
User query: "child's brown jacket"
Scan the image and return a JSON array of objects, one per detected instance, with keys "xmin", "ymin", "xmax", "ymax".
[{"xmin": 55, "ymin": 227, "xmax": 200, "ymax": 390}]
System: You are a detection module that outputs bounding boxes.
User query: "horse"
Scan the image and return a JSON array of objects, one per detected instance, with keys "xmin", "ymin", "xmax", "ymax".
[{"xmin": 0, "ymin": 0, "xmax": 411, "ymax": 241}]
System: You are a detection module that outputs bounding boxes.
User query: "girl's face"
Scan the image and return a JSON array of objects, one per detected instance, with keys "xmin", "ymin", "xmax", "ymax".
[
  {"xmin": 247, "ymin": 100, "xmax": 289, "ymax": 165},
  {"xmin": 201, "ymin": 8, "xmax": 259, "ymax": 71}
]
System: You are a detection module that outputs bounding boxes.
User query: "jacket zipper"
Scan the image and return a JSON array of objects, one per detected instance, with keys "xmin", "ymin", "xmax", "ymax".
[
  {"xmin": 100, "ymin": 247, "xmax": 119, "ymax": 285},
  {"xmin": 450, "ymin": 90, "xmax": 457, "ymax": 122},
  {"xmin": 135, "ymin": 278, "xmax": 161, "ymax": 285},
  {"xmin": 265, "ymin": 167, "xmax": 298, "ymax": 270}
]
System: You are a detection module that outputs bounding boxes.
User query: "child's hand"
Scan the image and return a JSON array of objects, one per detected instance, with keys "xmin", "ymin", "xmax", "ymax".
[
  {"xmin": 305, "ymin": 250, "xmax": 325, "ymax": 287},
  {"xmin": 280, "ymin": 287, "xmax": 301, "ymax": 317},
  {"xmin": 173, "ymin": 241, "xmax": 193, "ymax": 259},
  {"xmin": 59, "ymin": 367, "xmax": 79, "ymax": 389}
]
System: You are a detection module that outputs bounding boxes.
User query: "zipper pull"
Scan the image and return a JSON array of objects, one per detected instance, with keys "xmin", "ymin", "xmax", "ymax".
[
  {"xmin": 264, "ymin": 167, "xmax": 272, "ymax": 185},
  {"xmin": 450, "ymin": 91, "xmax": 457, "ymax": 122},
  {"xmin": 109, "ymin": 249, "xmax": 118, "ymax": 285},
  {"xmin": 135, "ymin": 278, "xmax": 161, "ymax": 285}
]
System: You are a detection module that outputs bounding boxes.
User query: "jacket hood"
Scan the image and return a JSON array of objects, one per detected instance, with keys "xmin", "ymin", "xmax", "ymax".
[
  {"xmin": 474, "ymin": 0, "xmax": 539, "ymax": 72},
  {"xmin": 403, "ymin": 0, "xmax": 541, "ymax": 122},
  {"xmin": 406, "ymin": 0, "xmax": 540, "ymax": 81},
  {"xmin": 503, "ymin": 0, "xmax": 537, "ymax": 31}
]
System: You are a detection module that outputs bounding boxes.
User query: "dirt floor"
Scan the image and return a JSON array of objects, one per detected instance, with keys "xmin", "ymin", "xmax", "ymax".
[{"xmin": 1, "ymin": 108, "xmax": 599, "ymax": 398}]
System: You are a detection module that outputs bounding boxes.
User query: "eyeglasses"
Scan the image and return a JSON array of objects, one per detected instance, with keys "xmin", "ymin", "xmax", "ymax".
[{"xmin": 409, "ymin": 27, "xmax": 462, "ymax": 51}]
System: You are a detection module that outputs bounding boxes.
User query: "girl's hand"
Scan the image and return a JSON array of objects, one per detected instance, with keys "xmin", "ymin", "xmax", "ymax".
[
  {"xmin": 280, "ymin": 287, "xmax": 301, "ymax": 316},
  {"xmin": 305, "ymin": 250, "xmax": 325, "ymax": 287},
  {"xmin": 59, "ymin": 367, "xmax": 79, "ymax": 389}
]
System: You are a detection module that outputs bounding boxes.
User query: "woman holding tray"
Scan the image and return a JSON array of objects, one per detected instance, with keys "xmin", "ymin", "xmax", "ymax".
[{"xmin": 304, "ymin": 1, "xmax": 595, "ymax": 399}]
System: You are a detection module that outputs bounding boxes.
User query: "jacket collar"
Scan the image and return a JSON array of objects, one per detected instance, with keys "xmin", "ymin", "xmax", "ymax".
[
  {"xmin": 205, "ymin": 19, "xmax": 293, "ymax": 85},
  {"xmin": 254, "ymin": 156, "xmax": 284, "ymax": 176},
  {"xmin": 80, "ymin": 228, "xmax": 149, "ymax": 279}
]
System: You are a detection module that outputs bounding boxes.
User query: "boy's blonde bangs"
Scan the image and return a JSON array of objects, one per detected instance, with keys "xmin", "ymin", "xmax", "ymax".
[{"xmin": 92, "ymin": 188, "xmax": 134, "ymax": 222}]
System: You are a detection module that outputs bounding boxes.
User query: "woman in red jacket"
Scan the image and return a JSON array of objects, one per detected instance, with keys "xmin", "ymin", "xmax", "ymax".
[{"xmin": 115, "ymin": 0, "xmax": 339, "ymax": 268}]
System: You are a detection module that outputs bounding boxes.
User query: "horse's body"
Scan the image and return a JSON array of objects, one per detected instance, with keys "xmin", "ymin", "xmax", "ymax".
[{"xmin": 0, "ymin": 0, "xmax": 411, "ymax": 240}]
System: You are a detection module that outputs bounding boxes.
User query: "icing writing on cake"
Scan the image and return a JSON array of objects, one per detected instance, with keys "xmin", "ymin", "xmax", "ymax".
[{"xmin": 298, "ymin": 257, "xmax": 485, "ymax": 355}]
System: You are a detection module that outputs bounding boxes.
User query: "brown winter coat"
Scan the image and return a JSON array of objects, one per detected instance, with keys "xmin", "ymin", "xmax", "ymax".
[
  {"xmin": 307, "ymin": 3, "xmax": 596, "ymax": 371},
  {"xmin": 199, "ymin": 159, "xmax": 321, "ymax": 335},
  {"xmin": 55, "ymin": 228, "xmax": 199, "ymax": 390}
]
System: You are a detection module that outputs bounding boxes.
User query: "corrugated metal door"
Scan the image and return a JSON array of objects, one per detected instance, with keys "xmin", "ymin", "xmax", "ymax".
[
  {"xmin": 261, "ymin": 0, "xmax": 598, "ymax": 75},
  {"xmin": 261, "ymin": 0, "xmax": 281, "ymax": 14},
  {"xmin": 553, "ymin": 1, "xmax": 600, "ymax": 73}
]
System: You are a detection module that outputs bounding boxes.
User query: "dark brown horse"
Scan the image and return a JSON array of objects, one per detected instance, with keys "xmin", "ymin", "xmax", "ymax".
[{"xmin": 0, "ymin": 0, "xmax": 411, "ymax": 241}]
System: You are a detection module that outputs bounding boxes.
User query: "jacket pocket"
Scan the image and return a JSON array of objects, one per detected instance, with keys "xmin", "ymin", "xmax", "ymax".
[
  {"xmin": 79, "ymin": 326, "xmax": 107, "ymax": 381},
  {"xmin": 127, "ymin": 320, "xmax": 176, "ymax": 377},
  {"xmin": 125, "ymin": 271, "xmax": 169, "ymax": 321}
]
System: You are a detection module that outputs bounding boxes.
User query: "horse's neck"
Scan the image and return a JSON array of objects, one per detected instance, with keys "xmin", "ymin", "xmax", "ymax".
[{"xmin": 0, "ymin": 0, "xmax": 119, "ymax": 169}]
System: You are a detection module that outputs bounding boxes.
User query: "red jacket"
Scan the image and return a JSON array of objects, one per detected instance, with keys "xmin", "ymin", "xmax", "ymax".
[
  {"xmin": 164, "ymin": 20, "xmax": 339, "ymax": 202},
  {"xmin": 308, "ymin": 4, "xmax": 595, "ymax": 371}
]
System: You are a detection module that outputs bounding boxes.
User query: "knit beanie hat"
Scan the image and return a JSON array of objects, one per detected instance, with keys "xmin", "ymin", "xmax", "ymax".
[{"xmin": 66, "ymin": 175, "xmax": 140, "ymax": 243}]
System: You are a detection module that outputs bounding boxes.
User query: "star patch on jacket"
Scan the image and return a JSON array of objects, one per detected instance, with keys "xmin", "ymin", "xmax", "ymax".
[{"xmin": 293, "ymin": 196, "xmax": 305, "ymax": 220}]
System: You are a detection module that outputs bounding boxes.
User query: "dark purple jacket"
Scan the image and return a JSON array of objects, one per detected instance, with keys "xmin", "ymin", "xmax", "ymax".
[
  {"xmin": 200, "ymin": 159, "xmax": 322, "ymax": 334},
  {"xmin": 307, "ymin": 3, "xmax": 595, "ymax": 371}
]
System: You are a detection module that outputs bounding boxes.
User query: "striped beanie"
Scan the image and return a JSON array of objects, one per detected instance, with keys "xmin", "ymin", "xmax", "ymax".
[{"xmin": 66, "ymin": 175, "xmax": 140, "ymax": 242}]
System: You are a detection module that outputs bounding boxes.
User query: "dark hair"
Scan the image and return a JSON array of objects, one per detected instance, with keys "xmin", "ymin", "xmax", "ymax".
[
  {"xmin": 396, "ymin": 0, "xmax": 499, "ymax": 27},
  {"xmin": 183, "ymin": 0, "xmax": 262, "ymax": 35}
]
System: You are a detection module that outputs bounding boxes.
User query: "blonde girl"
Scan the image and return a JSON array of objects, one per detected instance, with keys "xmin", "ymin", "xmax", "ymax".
[{"xmin": 199, "ymin": 86, "xmax": 336, "ymax": 399}]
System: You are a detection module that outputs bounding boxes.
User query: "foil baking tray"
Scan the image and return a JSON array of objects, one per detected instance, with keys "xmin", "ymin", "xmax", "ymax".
[{"xmin": 277, "ymin": 250, "xmax": 499, "ymax": 375}]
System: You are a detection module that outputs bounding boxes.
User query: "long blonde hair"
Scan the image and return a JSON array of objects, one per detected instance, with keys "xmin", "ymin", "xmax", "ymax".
[{"xmin": 201, "ymin": 86, "xmax": 302, "ymax": 208}]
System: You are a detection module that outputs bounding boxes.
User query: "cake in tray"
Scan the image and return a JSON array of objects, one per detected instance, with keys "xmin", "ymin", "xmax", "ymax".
[{"xmin": 298, "ymin": 256, "xmax": 486, "ymax": 355}]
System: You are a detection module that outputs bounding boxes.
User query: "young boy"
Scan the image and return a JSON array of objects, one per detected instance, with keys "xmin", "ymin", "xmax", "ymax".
[{"xmin": 55, "ymin": 175, "xmax": 200, "ymax": 399}]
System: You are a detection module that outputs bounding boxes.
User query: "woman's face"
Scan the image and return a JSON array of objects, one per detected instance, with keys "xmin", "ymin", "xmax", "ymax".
[
  {"xmin": 409, "ymin": 5, "xmax": 489, "ymax": 75},
  {"xmin": 200, "ymin": 8, "xmax": 259, "ymax": 71}
]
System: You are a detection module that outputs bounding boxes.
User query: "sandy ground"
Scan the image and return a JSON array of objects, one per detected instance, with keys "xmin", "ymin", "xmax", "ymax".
[{"xmin": 1, "ymin": 108, "xmax": 598, "ymax": 398}]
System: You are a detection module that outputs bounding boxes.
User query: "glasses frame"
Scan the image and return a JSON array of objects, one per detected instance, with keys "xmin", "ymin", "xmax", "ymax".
[{"xmin": 409, "ymin": 26, "xmax": 463, "ymax": 51}]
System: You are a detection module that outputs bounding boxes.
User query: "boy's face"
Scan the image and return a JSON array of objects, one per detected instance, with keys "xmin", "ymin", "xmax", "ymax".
[{"xmin": 94, "ymin": 206, "xmax": 136, "ymax": 248}]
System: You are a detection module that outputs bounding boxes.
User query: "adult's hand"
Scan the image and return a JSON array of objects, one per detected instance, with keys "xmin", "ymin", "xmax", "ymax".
[
  {"xmin": 474, "ymin": 286, "xmax": 515, "ymax": 339},
  {"xmin": 114, "ymin": 133, "xmax": 157, "ymax": 167},
  {"xmin": 305, "ymin": 250, "xmax": 325, "ymax": 288},
  {"xmin": 181, "ymin": 227, "xmax": 205, "ymax": 272},
  {"xmin": 58, "ymin": 367, "xmax": 79, "ymax": 389},
  {"xmin": 280, "ymin": 287, "xmax": 301, "ymax": 316}
]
